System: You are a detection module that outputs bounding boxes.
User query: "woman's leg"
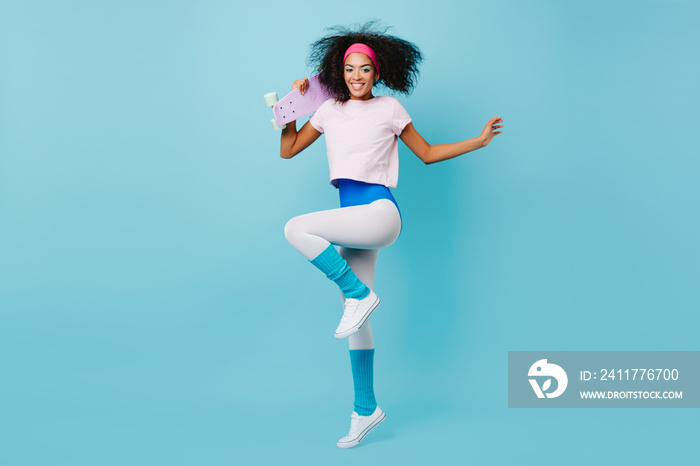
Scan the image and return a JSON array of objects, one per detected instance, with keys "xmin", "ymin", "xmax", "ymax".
[
  {"xmin": 339, "ymin": 247, "xmax": 378, "ymax": 416},
  {"xmin": 284, "ymin": 199, "xmax": 400, "ymax": 259},
  {"xmin": 284, "ymin": 199, "xmax": 400, "ymax": 299},
  {"xmin": 285, "ymin": 199, "xmax": 400, "ymax": 338},
  {"xmin": 335, "ymin": 247, "xmax": 386, "ymax": 448}
]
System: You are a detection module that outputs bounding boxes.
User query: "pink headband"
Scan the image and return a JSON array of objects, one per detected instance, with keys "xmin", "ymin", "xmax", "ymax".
[{"xmin": 343, "ymin": 43, "xmax": 380, "ymax": 76}]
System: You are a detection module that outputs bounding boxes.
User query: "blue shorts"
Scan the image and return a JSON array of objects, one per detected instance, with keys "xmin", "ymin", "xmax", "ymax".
[{"xmin": 336, "ymin": 178, "xmax": 403, "ymax": 238}]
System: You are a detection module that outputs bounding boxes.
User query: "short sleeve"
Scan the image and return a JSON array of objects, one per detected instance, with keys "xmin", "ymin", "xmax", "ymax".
[
  {"xmin": 392, "ymin": 99, "xmax": 412, "ymax": 136},
  {"xmin": 309, "ymin": 101, "xmax": 325, "ymax": 133}
]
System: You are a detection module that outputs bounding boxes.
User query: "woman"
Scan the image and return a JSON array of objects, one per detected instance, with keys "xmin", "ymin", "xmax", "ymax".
[{"xmin": 281, "ymin": 22, "xmax": 503, "ymax": 448}]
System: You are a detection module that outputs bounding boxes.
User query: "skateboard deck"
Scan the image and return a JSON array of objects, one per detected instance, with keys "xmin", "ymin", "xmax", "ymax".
[{"xmin": 266, "ymin": 74, "xmax": 333, "ymax": 129}]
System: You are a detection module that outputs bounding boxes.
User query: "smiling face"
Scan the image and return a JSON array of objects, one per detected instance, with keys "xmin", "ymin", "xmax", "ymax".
[{"xmin": 344, "ymin": 52, "xmax": 378, "ymax": 101}]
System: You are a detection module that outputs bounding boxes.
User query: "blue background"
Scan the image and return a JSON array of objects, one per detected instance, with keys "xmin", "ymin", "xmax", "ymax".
[{"xmin": 1, "ymin": 0, "xmax": 698, "ymax": 464}]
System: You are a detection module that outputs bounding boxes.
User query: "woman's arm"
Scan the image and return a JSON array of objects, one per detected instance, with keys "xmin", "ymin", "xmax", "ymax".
[
  {"xmin": 280, "ymin": 77, "xmax": 322, "ymax": 159},
  {"xmin": 280, "ymin": 120, "xmax": 322, "ymax": 159},
  {"xmin": 399, "ymin": 117, "xmax": 503, "ymax": 165}
]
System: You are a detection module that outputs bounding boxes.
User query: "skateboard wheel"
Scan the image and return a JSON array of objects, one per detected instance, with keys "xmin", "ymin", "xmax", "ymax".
[
  {"xmin": 263, "ymin": 92, "xmax": 279, "ymax": 107},
  {"xmin": 271, "ymin": 118, "xmax": 286, "ymax": 131}
]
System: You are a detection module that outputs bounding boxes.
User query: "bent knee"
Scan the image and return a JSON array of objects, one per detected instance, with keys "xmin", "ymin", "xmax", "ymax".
[
  {"xmin": 284, "ymin": 216, "xmax": 300, "ymax": 243},
  {"xmin": 285, "ymin": 214, "xmax": 315, "ymax": 245}
]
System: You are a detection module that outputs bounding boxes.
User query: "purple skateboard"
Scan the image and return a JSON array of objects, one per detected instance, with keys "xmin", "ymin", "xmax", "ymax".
[{"xmin": 263, "ymin": 74, "xmax": 333, "ymax": 130}]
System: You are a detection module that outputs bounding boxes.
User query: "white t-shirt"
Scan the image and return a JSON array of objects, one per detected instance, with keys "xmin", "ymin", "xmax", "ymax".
[{"xmin": 309, "ymin": 96, "xmax": 412, "ymax": 189}]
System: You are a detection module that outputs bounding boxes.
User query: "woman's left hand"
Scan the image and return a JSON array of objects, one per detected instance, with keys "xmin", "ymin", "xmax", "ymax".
[{"xmin": 480, "ymin": 117, "xmax": 504, "ymax": 147}]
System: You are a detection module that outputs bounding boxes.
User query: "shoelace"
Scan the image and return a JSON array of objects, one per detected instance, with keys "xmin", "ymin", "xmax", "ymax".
[
  {"xmin": 347, "ymin": 412, "xmax": 362, "ymax": 435},
  {"xmin": 340, "ymin": 298, "xmax": 360, "ymax": 323}
]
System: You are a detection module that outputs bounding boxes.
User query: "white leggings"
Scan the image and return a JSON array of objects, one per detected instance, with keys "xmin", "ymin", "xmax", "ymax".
[{"xmin": 284, "ymin": 199, "xmax": 402, "ymax": 349}]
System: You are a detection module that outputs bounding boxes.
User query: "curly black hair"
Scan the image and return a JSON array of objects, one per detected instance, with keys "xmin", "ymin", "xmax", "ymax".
[{"xmin": 307, "ymin": 20, "xmax": 423, "ymax": 103}]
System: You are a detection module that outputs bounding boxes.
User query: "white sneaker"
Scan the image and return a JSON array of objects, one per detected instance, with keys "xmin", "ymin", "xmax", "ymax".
[
  {"xmin": 334, "ymin": 290, "xmax": 380, "ymax": 339},
  {"xmin": 336, "ymin": 406, "xmax": 386, "ymax": 449}
]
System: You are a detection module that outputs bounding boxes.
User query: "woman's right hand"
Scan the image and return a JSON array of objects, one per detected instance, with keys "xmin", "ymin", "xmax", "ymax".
[{"xmin": 292, "ymin": 77, "xmax": 309, "ymax": 95}]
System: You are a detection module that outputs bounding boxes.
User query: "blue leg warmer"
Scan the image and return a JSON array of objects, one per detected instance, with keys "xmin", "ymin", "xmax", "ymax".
[
  {"xmin": 350, "ymin": 349, "xmax": 377, "ymax": 416},
  {"xmin": 309, "ymin": 244, "xmax": 370, "ymax": 299}
]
